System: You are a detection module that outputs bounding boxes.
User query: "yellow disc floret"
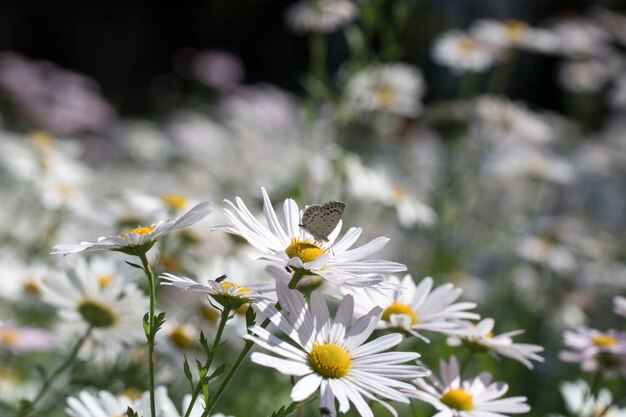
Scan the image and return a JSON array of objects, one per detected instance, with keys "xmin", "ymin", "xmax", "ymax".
[
  {"xmin": 119, "ymin": 225, "xmax": 155, "ymax": 238},
  {"xmin": 308, "ymin": 342, "xmax": 351, "ymax": 378},
  {"xmin": 285, "ymin": 238, "xmax": 326, "ymax": 263},
  {"xmin": 161, "ymin": 193, "xmax": 187, "ymax": 210},
  {"xmin": 592, "ymin": 334, "xmax": 618, "ymax": 347},
  {"xmin": 77, "ymin": 299, "xmax": 117, "ymax": 328},
  {"xmin": 441, "ymin": 388, "xmax": 474, "ymax": 411},
  {"xmin": 505, "ymin": 20, "xmax": 527, "ymax": 42},
  {"xmin": 0, "ymin": 327, "xmax": 20, "ymax": 347},
  {"xmin": 169, "ymin": 324, "xmax": 195, "ymax": 350},
  {"xmin": 98, "ymin": 274, "xmax": 113, "ymax": 287},
  {"xmin": 376, "ymin": 85, "xmax": 398, "ymax": 109},
  {"xmin": 382, "ymin": 302, "xmax": 418, "ymax": 325},
  {"xmin": 220, "ymin": 282, "xmax": 251, "ymax": 294}
]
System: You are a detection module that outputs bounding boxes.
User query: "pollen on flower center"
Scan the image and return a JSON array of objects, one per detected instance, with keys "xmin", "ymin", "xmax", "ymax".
[
  {"xmin": 221, "ymin": 281, "xmax": 251, "ymax": 294},
  {"xmin": 119, "ymin": 225, "xmax": 155, "ymax": 238},
  {"xmin": 505, "ymin": 19, "xmax": 527, "ymax": 41},
  {"xmin": 460, "ymin": 39, "xmax": 478, "ymax": 56},
  {"xmin": 285, "ymin": 238, "xmax": 326, "ymax": 263},
  {"xmin": 98, "ymin": 274, "xmax": 113, "ymax": 287},
  {"xmin": 382, "ymin": 302, "xmax": 418, "ymax": 325},
  {"xmin": 592, "ymin": 334, "xmax": 618, "ymax": 347},
  {"xmin": 309, "ymin": 342, "xmax": 351, "ymax": 378},
  {"xmin": 441, "ymin": 388, "xmax": 474, "ymax": 411},
  {"xmin": 376, "ymin": 86, "xmax": 398, "ymax": 108},
  {"xmin": 77, "ymin": 299, "xmax": 117, "ymax": 328},
  {"xmin": 169, "ymin": 324, "xmax": 195, "ymax": 349}
]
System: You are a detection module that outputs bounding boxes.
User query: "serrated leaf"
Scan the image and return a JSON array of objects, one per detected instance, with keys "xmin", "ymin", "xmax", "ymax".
[
  {"xmin": 183, "ymin": 356, "xmax": 193, "ymax": 383},
  {"xmin": 142, "ymin": 313, "xmax": 150, "ymax": 337},
  {"xmin": 245, "ymin": 306, "xmax": 257, "ymax": 327},
  {"xmin": 208, "ymin": 364, "xmax": 225, "ymax": 380}
]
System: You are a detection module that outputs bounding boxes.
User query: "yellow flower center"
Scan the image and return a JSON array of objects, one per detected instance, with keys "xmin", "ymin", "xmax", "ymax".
[
  {"xmin": 0, "ymin": 328, "xmax": 20, "ymax": 347},
  {"xmin": 77, "ymin": 299, "xmax": 118, "ymax": 328},
  {"xmin": 382, "ymin": 302, "xmax": 418, "ymax": 325},
  {"xmin": 98, "ymin": 274, "xmax": 113, "ymax": 287},
  {"xmin": 235, "ymin": 304, "xmax": 249, "ymax": 315},
  {"xmin": 592, "ymin": 334, "xmax": 618, "ymax": 347},
  {"xmin": 505, "ymin": 20, "xmax": 527, "ymax": 42},
  {"xmin": 199, "ymin": 304, "xmax": 219, "ymax": 322},
  {"xmin": 119, "ymin": 225, "xmax": 155, "ymax": 238},
  {"xmin": 459, "ymin": 39, "xmax": 478, "ymax": 56},
  {"xmin": 28, "ymin": 130, "xmax": 55, "ymax": 148},
  {"xmin": 220, "ymin": 282, "xmax": 251, "ymax": 294},
  {"xmin": 376, "ymin": 85, "xmax": 398, "ymax": 109},
  {"xmin": 22, "ymin": 279, "xmax": 40, "ymax": 295},
  {"xmin": 161, "ymin": 193, "xmax": 187, "ymax": 210},
  {"xmin": 309, "ymin": 342, "xmax": 351, "ymax": 378},
  {"xmin": 121, "ymin": 388, "xmax": 142, "ymax": 400},
  {"xmin": 391, "ymin": 186, "xmax": 407, "ymax": 203},
  {"xmin": 441, "ymin": 388, "xmax": 474, "ymax": 411},
  {"xmin": 169, "ymin": 324, "xmax": 195, "ymax": 350},
  {"xmin": 285, "ymin": 238, "xmax": 326, "ymax": 263},
  {"xmin": 160, "ymin": 255, "xmax": 181, "ymax": 273}
]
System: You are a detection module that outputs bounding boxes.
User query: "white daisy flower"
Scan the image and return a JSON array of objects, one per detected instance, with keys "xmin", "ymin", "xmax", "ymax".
[
  {"xmin": 558, "ymin": 58, "xmax": 612, "ymax": 93},
  {"xmin": 447, "ymin": 318, "xmax": 544, "ymax": 369},
  {"xmin": 211, "ymin": 187, "xmax": 407, "ymax": 289},
  {"xmin": 160, "ymin": 272, "xmax": 273, "ymax": 309},
  {"xmin": 40, "ymin": 258, "xmax": 148, "ymax": 365},
  {"xmin": 559, "ymin": 328, "xmax": 626, "ymax": 376},
  {"xmin": 614, "ymin": 296, "xmax": 626, "ymax": 318},
  {"xmin": 411, "ymin": 356, "xmax": 530, "ymax": 417},
  {"xmin": 557, "ymin": 379, "xmax": 626, "ymax": 417},
  {"xmin": 65, "ymin": 386, "xmax": 232, "ymax": 417},
  {"xmin": 246, "ymin": 282, "xmax": 429, "ymax": 417},
  {"xmin": 351, "ymin": 275, "xmax": 479, "ymax": 341},
  {"xmin": 286, "ymin": 0, "xmax": 358, "ymax": 34},
  {"xmin": 51, "ymin": 201, "xmax": 212, "ymax": 255},
  {"xmin": 432, "ymin": 30, "xmax": 501, "ymax": 73},
  {"xmin": 0, "ymin": 322, "xmax": 53, "ymax": 354},
  {"xmin": 345, "ymin": 63, "xmax": 426, "ymax": 117},
  {"xmin": 470, "ymin": 19, "xmax": 559, "ymax": 53}
]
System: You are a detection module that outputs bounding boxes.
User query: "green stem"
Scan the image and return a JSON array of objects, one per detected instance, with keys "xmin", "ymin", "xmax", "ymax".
[
  {"xmin": 183, "ymin": 306, "xmax": 231, "ymax": 417},
  {"xmin": 18, "ymin": 327, "xmax": 92, "ymax": 416},
  {"xmin": 309, "ymin": 34, "xmax": 327, "ymax": 84},
  {"xmin": 203, "ymin": 269, "xmax": 307, "ymax": 416},
  {"xmin": 138, "ymin": 252, "xmax": 157, "ymax": 417},
  {"xmin": 488, "ymin": 50, "xmax": 518, "ymax": 95},
  {"xmin": 459, "ymin": 349, "xmax": 477, "ymax": 377},
  {"xmin": 590, "ymin": 370, "xmax": 603, "ymax": 395}
]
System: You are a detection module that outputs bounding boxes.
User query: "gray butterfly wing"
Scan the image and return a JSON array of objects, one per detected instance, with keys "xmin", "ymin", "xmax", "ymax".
[{"xmin": 300, "ymin": 201, "xmax": 346, "ymax": 241}]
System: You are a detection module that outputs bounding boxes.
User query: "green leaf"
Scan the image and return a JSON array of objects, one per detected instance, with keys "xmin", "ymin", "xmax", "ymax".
[
  {"xmin": 124, "ymin": 260, "xmax": 144, "ymax": 270},
  {"xmin": 142, "ymin": 313, "xmax": 150, "ymax": 337},
  {"xmin": 208, "ymin": 364, "xmax": 225, "ymax": 380},
  {"xmin": 245, "ymin": 305, "xmax": 257, "ymax": 327},
  {"xmin": 183, "ymin": 356, "xmax": 193, "ymax": 383}
]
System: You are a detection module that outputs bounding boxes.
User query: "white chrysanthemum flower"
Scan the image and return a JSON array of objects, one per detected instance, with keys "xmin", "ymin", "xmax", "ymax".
[
  {"xmin": 351, "ymin": 275, "xmax": 479, "ymax": 341},
  {"xmin": 246, "ymin": 282, "xmax": 429, "ymax": 417},
  {"xmin": 517, "ymin": 235, "xmax": 577, "ymax": 273},
  {"xmin": 211, "ymin": 187, "xmax": 407, "ymax": 289},
  {"xmin": 556, "ymin": 379, "xmax": 626, "ymax": 417},
  {"xmin": 485, "ymin": 145, "xmax": 576, "ymax": 184},
  {"xmin": 411, "ymin": 356, "xmax": 530, "ymax": 417},
  {"xmin": 432, "ymin": 30, "xmax": 501, "ymax": 73},
  {"xmin": 51, "ymin": 201, "xmax": 212, "ymax": 255},
  {"xmin": 560, "ymin": 328, "xmax": 626, "ymax": 376},
  {"xmin": 447, "ymin": 318, "xmax": 544, "ymax": 369},
  {"xmin": 160, "ymin": 272, "xmax": 273, "ymax": 309},
  {"xmin": 614, "ymin": 296, "xmax": 626, "ymax": 318},
  {"xmin": 473, "ymin": 96, "xmax": 556, "ymax": 144},
  {"xmin": 345, "ymin": 63, "xmax": 426, "ymax": 117},
  {"xmin": 558, "ymin": 59, "xmax": 612, "ymax": 93},
  {"xmin": 470, "ymin": 19, "xmax": 559, "ymax": 53},
  {"xmin": 286, "ymin": 0, "xmax": 358, "ymax": 33},
  {"xmin": 610, "ymin": 74, "xmax": 626, "ymax": 110},
  {"xmin": 344, "ymin": 156, "xmax": 436, "ymax": 228},
  {"xmin": 551, "ymin": 18, "xmax": 610, "ymax": 58},
  {"xmin": 40, "ymin": 259, "xmax": 148, "ymax": 365},
  {"xmin": 65, "ymin": 386, "xmax": 232, "ymax": 417},
  {"xmin": 0, "ymin": 322, "xmax": 53, "ymax": 354}
]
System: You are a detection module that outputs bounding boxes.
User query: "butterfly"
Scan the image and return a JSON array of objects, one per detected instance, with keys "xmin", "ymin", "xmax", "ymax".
[{"xmin": 299, "ymin": 201, "xmax": 346, "ymax": 242}]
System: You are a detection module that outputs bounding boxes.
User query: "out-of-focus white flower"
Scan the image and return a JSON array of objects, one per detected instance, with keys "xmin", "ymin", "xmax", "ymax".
[
  {"xmin": 432, "ymin": 30, "xmax": 501, "ymax": 73},
  {"xmin": 550, "ymin": 19, "xmax": 610, "ymax": 58},
  {"xmin": 286, "ymin": 0, "xmax": 358, "ymax": 33},
  {"xmin": 40, "ymin": 258, "xmax": 148, "ymax": 365},
  {"xmin": 0, "ymin": 322, "xmax": 53, "ymax": 354},
  {"xmin": 345, "ymin": 156, "xmax": 436, "ymax": 228},
  {"xmin": 560, "ymin": 328, "xmax": 626, "ymax": 376},
  {"xmin": 485, "ymin": 145, "xmax": 576, "ymax": 184},
  {"xmin": 558, "ymin": 379, "xmax": 626, "ymax": 417},
  {"xmin": 51, "ymin": 201, "xmax": 212, "ymax": 255},
  {"xmin": 558, "ymin": 59, "xmax": 612, "ymax": 93},
  {"xmin": 189, "ymin": 50, "xmax": 244, "ymax": 92},
  {"xmin": 474, "ymin": 96, "xmax": 556, "ymax": 144},
  {"xmin": 211, "ymin": 187, "xmax": 406, "ymax": 289},
  {"xmin": 345, "ymin": 63, "xmax": 426, "ymax": 117},
  {"xmin": 517, "ymin": 235, "xmax": 577, "ymax": 273},
  {"xmin": 351, "ymin": 275, "xmax": 479, "ymax": 341},
  {"xmin": 448, "ymin": 318, "xmax": 544, "ymax": 369},
  {"xmin": 470, "ymin": 19, "xmax": 559, "ymax": 53},
  {"xmin": 411, "ymin": 356, "xmax": 531, "ymax": 417},
  {"xmin": 614, "ymin": 296, "xmax": 626, "ymax": 318},
  {"xmin": 246, "ymin": 282, "xmax": 429, "ymax": 417},
  {"xmin": 610, "ymin": 75, "xmax": 626, "ymax": 110}
]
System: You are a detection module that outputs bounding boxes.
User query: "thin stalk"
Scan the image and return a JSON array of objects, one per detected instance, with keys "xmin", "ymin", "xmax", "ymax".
[
  {"xmin": 18, "ymin": 327, "xmax": 92, "ymax": 416},
  {"xmin": 309, "ymin": 34, "xmax": 327, "ymax": 84},
  {"xmin": 138, "ymin": 252, "xmax": 157, "ymax": 417},
  {"xmin": 183, "ymin": 306, "xmax": 232, "ymax": 417},
  {"xmin": 459, "ymin": 349, "xmax": 477, "ymax": 377},
  {"xmin": 203, "ymin": 269, "xmax": 306, "ymax": 416}
]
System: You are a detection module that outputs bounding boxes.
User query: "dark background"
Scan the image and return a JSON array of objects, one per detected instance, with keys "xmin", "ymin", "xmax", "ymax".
[{"xmin": 0, "ymin": 0, "xmax": 615, "ymax": 115}]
